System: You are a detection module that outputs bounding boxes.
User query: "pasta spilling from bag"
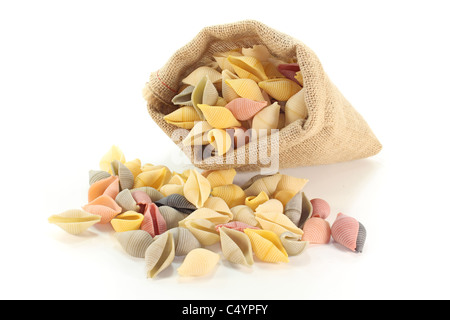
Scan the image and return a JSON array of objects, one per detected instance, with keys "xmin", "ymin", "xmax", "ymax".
[{"xmin": 48, "ymin": 146, "xmax": 367, "ymax": 280}]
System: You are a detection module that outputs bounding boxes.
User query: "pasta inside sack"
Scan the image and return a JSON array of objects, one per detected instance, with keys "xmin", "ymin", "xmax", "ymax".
[
  {"xmin": 48, "ymin": 146, "xmax": 368, "ymax": 280},
  {"xmin": 143, "ymin": 20, "xmax": 382, "ymax": 171}
]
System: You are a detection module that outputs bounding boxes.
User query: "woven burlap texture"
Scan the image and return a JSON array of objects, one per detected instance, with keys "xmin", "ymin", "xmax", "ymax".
[{"xmin": 143, "ymin": 20, "xmax": 382, "ymax": 172}]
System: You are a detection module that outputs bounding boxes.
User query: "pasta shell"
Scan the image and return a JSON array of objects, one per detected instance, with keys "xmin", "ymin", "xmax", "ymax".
[
  {"xmin": 183, "ymin": 169, "xmax": 211, "ymax": 208},
  {"xmin": 184, "ymin": 219, "xmax": 220, "ymax": 246},
  {"xmin": 227, "ymin": 55, "xmax": 268, "ymax": 82},
  {"xmin": 241, "ymin": 45, "xmax": 272, "ymax": 62},
  {"xmin": 230, "ymin": 205, "xmax": 259, "ymax": 227},
  {"xmin": 258, "ymin": 78, "xmax": 302, "ymax": 101},
  {"xmin": 131, "ymin": 187, "xmax": 164, "ymax": 202},
  {"xmin": 245, "ymin": 191, "xmax": 269, "ymax": 211},
  {"xmin": 244, "ymin": 173, "xmax": 282, "ymax": 197},
  {"xmin": 219, "ymin": 227, "xmax": 254, "ymax": 266},
  {"xmin": 211, "ymin": 184, "xmax": 246, "ymax": 208},
  {"xmin": 284, "ymin": 194, "xmax": 308, "ymax": 227},
  {"xmin": 215, "ymin": 221, "xmax": 259, "ymax": 233},
  {"xmin": 110, "ymin": 160, "xmax": 135, "ymax": 191},
  {"xmin": 275, "ymin": 174, "xmax": 309, "ymax": 195},
  {"xmin": 158, "ymin": 206, "xmax": 188, "ymax": 229},
  {"xmin": 255, "ymin": 211, "xmax": 304, "ymax": 237},
  {"xmin": 280, "ymin": 231, "xmax": 308, "ymax": 256},
  {"xmin": 225, "ymin": 98, "xmax": 267, "ymax": 121},
  {"xmin": 252, "ymin": 102, "xmax": 280, "ymax": 136},
  {"xmin": 285, "ymin": 89, "xmax": 307, "ymax": 125},
  {"xmin": 124, "ymin": 159, "xmax": 142, "ymax": 179},
  {"xmin": 131, "ymin": 190, "xmax": 152, "ymax": 207},
  {"xmin": 82, "ymin": 195, "xmax": 122, "ymax": 224},
  {"xmin": 168, "ymin": 227, "xmax": 202, "ymax": 256},
  {"xmin": 262, "ymin": 61, "xmax": 285, "ymax": 78},
  {"xmin": 154, "ymin": 194, "xmax": 197, "ymax": 214},
  {"xmin": 191, "ymin": 76, "xmax": 219, "ymax": 119},
  {"xmin": 331, "ymin": 213, "xmax": 366, "ymax": 253},
  {"xmin": 295, "ymin": 71, "xmax": 304, "ymax": 87},
  {"xmin": 87, "ymin": 175, "xmax": 120, "ymax": 203},
  {"xmin": 241, "ymin": 173, "xmax": 276, "ymax": 190},
  {"xmin": 48, "ymin": 209, "xmax": 101, "ymax": 235},
  {"xmin": 302, "ymin": 217, "xmax": 331, "ymax": 244},
  {"xmin": 182, "ymin": 66, "xmax": 222, "ymax": 86},
  {"xmin": 160, "ymin": 183, "xmax": 184, "ymax": 197},
  {"xmin": 310, "ymin": 198, "xmax": 331, "ymax": 220},
  {"xmin": 197, "ymin": 104, "xmax": 241, "ymax": 129},
  {"xmin": 204, "ymin": 169, "xmax": 236, "ymax": 188},
  {"xmin": 115, "ymin": 189, "xmax": 140, "ymax": 213},
  {"xmin": 179, "ymin": 208, "xmax": 230, "ymax": 227},
  {"xmin": 111, "ymin": 211, "xmax": 144, "ymax": 233},
  {"xmin": 274, "ymin": 190, "xmax": 297, "ymax": 207},
  {"xmin": 99, "ymin": 145, "xmax": 126, "ymax": 173},
  {"xmin": 115, "ymin": 230, "xmax": 153, "ymax": 258},
  {"xmin": 134, "ymin": 166, "xmax": 172, "ymax": 190},
  {"xmin": 207, "ymin": 129, "xmax": 232, "ymax": 156},
  {"xmin": 171, "ymin": 85, "xmax": 194, "ymax": 106},
  {"xmin": 177, "ymin": 248, "xmax": 220, "ymax": 277},
  {"xmin": 163, "ymin": 106, "xmax": 202, "ymax": 129},
  {"xmin": 141, "ymin": 203, "xmax": 167, "ymax": 237},
  {"xmin": 255, "ymin": 199, "xmax": 284, "ymax": 214},
  {"xmin": 221, "ymin": 70, "xmax": 240, "ymax": 102},
  {"xmin": 224, "ymin": 79, "xmax": 265, "ymax": 102},
  {"xmin": 182, "ymin": 121, "xmax": 213, "ymax": 146},
  {"xmin": 145, "ymin": 231, "xmax": 175, "ymax": 278},
  {"xmin": 203, "ymin": 196, "xmax": 233, "ymax": 220},
  {"xmin": 89, "ymin": 170, "xmax": 111, "ymax": 186},
  {"xmin": 277, "ymin": 63, "xmax": 301, "ymax": 85},
  {"xmin": 244, "ymin": 229, "xmax": 289, "ymax": 263}
]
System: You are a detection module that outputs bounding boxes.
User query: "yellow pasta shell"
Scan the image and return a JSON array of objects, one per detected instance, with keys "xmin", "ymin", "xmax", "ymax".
[
  {"xmin": 111, "ymin": 211, "xmax": 144, "ymax": 232},
  {"xmin": 225, "ymin": 79, "xmax": 265, "ymax": 102},
  {"xmin": 177, "ymin": 248, "xmax": 220, "ymax": 277},
  {"xmin": 197, "ymin": 104, "xmax": 241, "ymax": 129},
  {"xmin": 182, "ymin": 121, "xmax": 213, "ymax": 146},
  {"xmin": 99, "ymin": 145, "xmax": 126, "ymax": 173},
  {"xmin": 285, "ymin": 88, "xmax": 307, "ymax": 125},
  {"xmin": 230, "ymin": 205, "xmax": 259, "ymax": 227},
  {"xmin": 204, "ymin": 169, "xmax": 236, "ymax": 188},
  {"xmin": 211, "ymin": 184, "xmax": 246, "ymax": 208},
  {"xmin": 255, "ymin": 211, "xmax": 304, "ymax": 237},
  {"xmin": 179, "ymin": 208, "xmax": 231, "ymax": 227},
  {"xmin": 245, "ymin": 191, "xmax": 269, "ymax": 211},
  {"xmin": 183, "ymin": 169, "xmax": 211, "ymax": 208},
  {"xmin": 134, "ymin": 165, "xmax": 172, "ymax": 190},
  {"xmin": 184, "ymin": 219, "xmax": 220, "ymax": 246},
  {"xmin": 163, "ymin": 106, "xmax": 202, "ymax": 129},
  {"xmin": 207, "ymin": 129, "xmax": 232, "ymax": 156},
  {"xmin": 227, "ymin": 55, "xmax": 268, "ymax": 83},
  {"xmin": 258, "ymin": 78, "xmax": 302, "ymax": 101},
  {"xmin": 244, "ymin": 229, "xmax": 288, "ymax": 263}
]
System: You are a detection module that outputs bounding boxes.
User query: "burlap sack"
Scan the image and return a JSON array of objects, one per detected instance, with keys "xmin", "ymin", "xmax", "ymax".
[{"xmin": 143, "ymin": 20, "xmax": 382, "ymax": 172}]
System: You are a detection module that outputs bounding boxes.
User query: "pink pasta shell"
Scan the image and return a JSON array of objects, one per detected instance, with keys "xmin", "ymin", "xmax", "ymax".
[
  {"xmin": 331, "ymin": 213, "xmax": 366, "ymax": 253},
  {"xmin": 310, "ymin": 198, "xmax": 331, "ymax": 219},
  {"xmin": 225, "ymin": 98, "xmax": 267, "ymax": 121},
  {"xmin": 87, "ymin": 175, "xmax": 120, "ymax": 203},
  {"xmin": 302, "ymin": 217, "xmax": 331, "ymax": 244},
  {"xmin": 82, "ymin": 195, "xmax": 122, "ymax": 224},
  {"xmin": 141, "ymin": 203, "xmax": 167, "ymax": 237}
]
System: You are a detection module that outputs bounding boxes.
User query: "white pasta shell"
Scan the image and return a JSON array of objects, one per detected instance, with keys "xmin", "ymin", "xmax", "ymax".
[
  {"xmin": 179, "ymin": 208, "xmax": 230, "ymax": 227},
  {"xmin": 255, "ymin": 211, "xmax": 304, "ymax": 237},
  {"xmin": 219, "ymin": 227, "xmax": 254, "ymax": 266},
  {"xmin": 115, "ymin": 189, "xmax": 140, "ymax": 213},
  {"xmin": 158, "ymin": 206, "xmax": 188, "ymax": 229},
  {"xmin": 111, "ymin": 160, "xmax": 135, "ymax": 190},
  {"xmin": 285, "ymin": 88, "xmax": 307, "ymax": 125},
  {"xmin": 144, "ymin": 231, "xmax": 175, "ymax": 278},
  {"xmin": 280, "ymin": 231, "xmax": 308, "ymax": 256},
  {"xmin": 168, "ymin": 227, "xmax": 202, "ymax": 256},
  {"xmin": 115, "ymin": 230, "xmax": 154, "ymax": 258},
  {"xmin": 48, "ymin": 209, "xmax": 101, "ymax": 235},
  {"xmin": 89, "ymin": 170, "xmax": 111, "ymax": 185},
  {"xmin": 230, "ymin": 205, "xmax": 259, "ymax": 227},
  {"xmin": 183, "ymin": 219, "xmax": 220, "ymax": 246}
]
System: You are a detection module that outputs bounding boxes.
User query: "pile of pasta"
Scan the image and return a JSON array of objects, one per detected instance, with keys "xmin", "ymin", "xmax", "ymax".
[
  {"xmin": 48, "ymin": 146, "xmax": 366, "ymax": 278},
  {"xmin": 163, "ymin": 45, "xmax": 307, "ymax": 155}
]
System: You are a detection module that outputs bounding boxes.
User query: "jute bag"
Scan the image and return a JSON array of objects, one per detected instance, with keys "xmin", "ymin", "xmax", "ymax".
[{"xmin": 143, "ymin": 20, "xmax": 382, "ymax": 171}]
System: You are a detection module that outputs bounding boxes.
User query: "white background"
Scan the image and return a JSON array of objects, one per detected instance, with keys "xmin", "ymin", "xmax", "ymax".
[{"xmin": 1, "ymin": 0, "xmax": 449, "ymax": 300}]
